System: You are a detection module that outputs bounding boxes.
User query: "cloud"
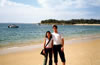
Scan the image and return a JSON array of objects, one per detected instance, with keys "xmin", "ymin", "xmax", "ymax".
[
  {"xmin": 0, "ymin": 0, "xmax": 7, "ymax": 7},
  {"xmin": 0, "ymin": 0, "xmax": 100, "ymax": 23},
  {"xmin": 0, "ymin": 0, "xmax": 33, "ymax": 7},
  {"xmin": 38, "ymin": 0, "xmax": 100, "ymax": 8},
  {"xmin": 0, "ymin": 0, "xmax": 58, "ymax": 23}
]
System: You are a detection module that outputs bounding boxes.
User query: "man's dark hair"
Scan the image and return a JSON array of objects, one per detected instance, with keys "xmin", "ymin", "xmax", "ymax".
[{"xmin": 52, "ymin": 25, "xmax": 58, "ymax": 29}]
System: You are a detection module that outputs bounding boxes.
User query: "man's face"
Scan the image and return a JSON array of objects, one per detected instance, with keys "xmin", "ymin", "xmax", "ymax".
[{"xmin": 53, "ymin": 27, "xmax": 57, "ymax": 32}]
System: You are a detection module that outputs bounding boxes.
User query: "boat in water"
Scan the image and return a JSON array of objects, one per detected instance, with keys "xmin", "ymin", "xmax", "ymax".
[
  {"xmin": 8, "ymin": 24, "xmax": 19, "ymax": 28},
  {"xmin": 37, "ymin": 23, "xmax": 41, "ymax": 26}
]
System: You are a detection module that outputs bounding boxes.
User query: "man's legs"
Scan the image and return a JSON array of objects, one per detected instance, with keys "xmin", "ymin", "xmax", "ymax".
[
  {"xmin": 59, "ymin": 49, "xmax": 66, "ymax": 65},
  {"xmin": 53, "ymin": 46, "xmax": 58, "ymax": 65},
  {"xmin": 62, "ymin": 62, "xmax": 65, "ymax": 65},
  {"xmin": 54, "ymin": 51, "xmax": 58, "ymax": 65}
]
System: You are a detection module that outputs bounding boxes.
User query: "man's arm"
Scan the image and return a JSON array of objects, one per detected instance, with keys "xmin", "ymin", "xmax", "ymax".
[
  {"xmin": 62, "ymin": 38, "xmax": 64, "ymax": 47},
  {"xmin": 61, "ymin": 38, "xmax": 64, "ymax": 51}
]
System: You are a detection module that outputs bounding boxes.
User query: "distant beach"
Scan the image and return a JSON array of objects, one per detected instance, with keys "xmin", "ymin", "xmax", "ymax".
[{"xmin": 74, "ymin": 24, "xmax": 100, "ymax": 26}]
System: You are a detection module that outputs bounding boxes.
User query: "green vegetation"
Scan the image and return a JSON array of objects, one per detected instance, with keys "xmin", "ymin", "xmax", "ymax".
[{"xmin": 41, "ymin": 19, "xmax": 100, "ymax": 25}]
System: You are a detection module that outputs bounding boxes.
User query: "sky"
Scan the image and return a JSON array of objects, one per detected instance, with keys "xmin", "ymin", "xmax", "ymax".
[{"xmin": 0, "ymin": 0, "xmax": 100, "ymax": 23}]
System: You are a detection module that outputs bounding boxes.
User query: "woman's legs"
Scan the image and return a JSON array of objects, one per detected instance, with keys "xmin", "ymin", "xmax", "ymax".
[
  {"xmin": 43, "ymin": 50, "xmax": 48, "ymax": 65},
  {"xmin": 49, "ymin": 49, "xmax": 52, "ymax": 65},
  {"xmin": 44, "ymin": 48, "xmax": 53, "ymax": 65}
]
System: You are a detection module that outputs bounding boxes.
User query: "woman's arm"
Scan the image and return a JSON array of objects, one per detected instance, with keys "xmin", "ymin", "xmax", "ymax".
[
  {"xmin": 43, "ymin": 38, "xmax": 46, "ymax": 49},
  {"xmin": 43, "ymin": 38, "xmax": 46, "ymax": 54}
]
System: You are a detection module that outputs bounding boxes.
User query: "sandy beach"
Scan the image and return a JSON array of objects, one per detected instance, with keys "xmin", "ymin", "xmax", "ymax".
[{"xmin": 0, "ymin": 38, "xmax": 100, "ymax": 65}]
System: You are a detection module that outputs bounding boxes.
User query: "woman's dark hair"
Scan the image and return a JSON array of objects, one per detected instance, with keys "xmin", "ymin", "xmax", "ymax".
[
  {"xmin": 52, "ymin": 25, "xmax": 57, "ymax": 29},
  {"xmin": 45, "ymin": 31, "xmax": 52, "ymax": 39}
]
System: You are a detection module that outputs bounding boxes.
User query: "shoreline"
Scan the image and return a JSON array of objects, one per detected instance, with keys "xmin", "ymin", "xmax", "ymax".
[
  {"xmin": 1, "ymin": 33, "xmax": 100, "ymax": 49},
  {"xmin": 0, "ymin": 44, "xmax": 42, "ymax": 55},
  {"xmin": 0, "ymin": 34, "xmax": 100, "ymax": 55}
]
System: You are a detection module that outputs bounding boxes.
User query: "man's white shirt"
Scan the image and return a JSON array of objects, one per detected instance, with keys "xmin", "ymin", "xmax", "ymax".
[{"xmin": 52, "ymin": 32, "xmax": 63, "ymax": 45}]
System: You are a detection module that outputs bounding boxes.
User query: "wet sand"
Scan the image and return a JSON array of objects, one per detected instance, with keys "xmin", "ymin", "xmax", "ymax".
[{"xmin": 0, "ymin": 38, "xmax": 100, "ymax": 65}]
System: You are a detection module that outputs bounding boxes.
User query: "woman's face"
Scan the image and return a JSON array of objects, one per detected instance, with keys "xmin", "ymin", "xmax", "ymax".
[{"xmin": 47, "ymin": 33, "xmax": 51, "ymax": 38}]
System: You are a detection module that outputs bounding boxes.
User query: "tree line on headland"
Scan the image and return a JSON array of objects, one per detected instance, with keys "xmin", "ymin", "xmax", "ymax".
[{"xmin": 41, "ymin": 19, "xmax": 100, "ymax": 25}]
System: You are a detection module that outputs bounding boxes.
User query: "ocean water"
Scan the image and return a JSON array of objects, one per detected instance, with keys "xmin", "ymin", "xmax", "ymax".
[{"xmin": 0, "ymin": 23, "xmax": 100, "ymax": 48}]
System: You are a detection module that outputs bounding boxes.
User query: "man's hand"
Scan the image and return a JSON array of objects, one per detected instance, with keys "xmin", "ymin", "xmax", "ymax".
[{"xmin": 61, "ymin": 47, "xmax": 64, "ymax": 51}]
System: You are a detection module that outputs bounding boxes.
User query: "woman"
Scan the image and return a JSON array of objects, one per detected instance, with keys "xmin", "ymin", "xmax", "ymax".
[{"xmin": 43, "ymin": 31, "xmax": 53, "ymax": 65}]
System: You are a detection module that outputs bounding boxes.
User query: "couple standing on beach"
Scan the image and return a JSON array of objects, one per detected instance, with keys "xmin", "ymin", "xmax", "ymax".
[{"xmin": 43, "ymin": 25, "xmax": 66, "ymax": 65}]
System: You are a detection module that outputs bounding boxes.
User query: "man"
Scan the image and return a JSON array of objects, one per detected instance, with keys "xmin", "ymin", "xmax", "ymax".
[{"xmin": 52, "ymin": 25, "xmax": 66, "ymax": 65}]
